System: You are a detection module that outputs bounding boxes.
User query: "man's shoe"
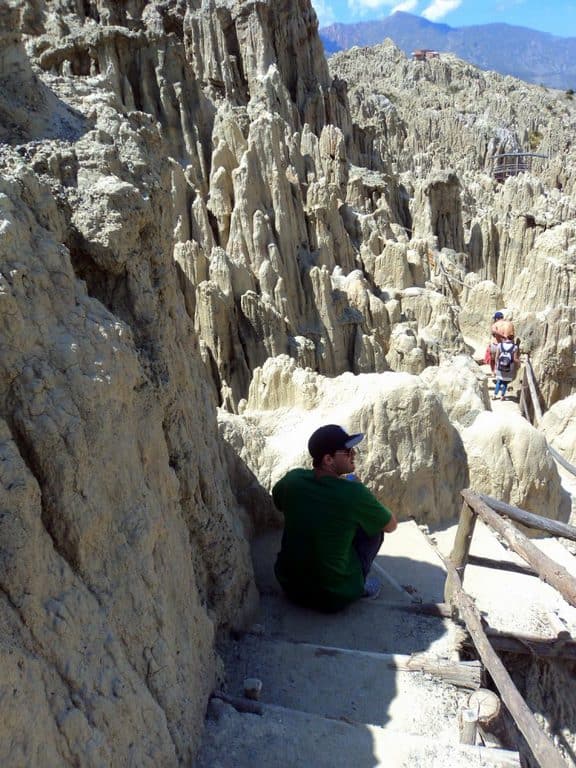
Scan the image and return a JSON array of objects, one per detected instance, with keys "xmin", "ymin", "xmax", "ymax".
[{"xmin": 362, "ymin": 577, "xmax": 381, "ymax": 600}]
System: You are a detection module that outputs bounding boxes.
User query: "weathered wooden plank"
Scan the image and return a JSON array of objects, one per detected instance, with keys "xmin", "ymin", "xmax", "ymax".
[
  {"xmin": 463, "ymin": 491, "xmax": 576, "ymax": 608},
  {"xmin": 445, "ymin": 562, "xmax": 569, "ymax": 768},
  {"xmin": 479, "ymin": 493, "xmax": 576, "ymax": 542},
  {"xmin": 524, "ymin": 358, "xmax": 543, "ymax": 423},
  {"xmin": 467, "ymin": 553, "xmax": 537, "ymax": 578},
  {"xmin": 287, "ymin": 640, "xmax": 482, "ymax": 689},
  {"xmin": 445, "ymin": 500, "xmax": 478, "ymax": 603}
]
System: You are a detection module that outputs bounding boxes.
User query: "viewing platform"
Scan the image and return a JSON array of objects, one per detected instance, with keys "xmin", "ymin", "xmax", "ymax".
[{"xmin": 492, "ymin": 152, "xmax": 548, "ymax": 181}]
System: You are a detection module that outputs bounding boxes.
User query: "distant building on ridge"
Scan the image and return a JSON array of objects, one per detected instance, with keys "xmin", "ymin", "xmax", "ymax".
[{"xmin": 412, "ymin": 49, "xmax": 440, "ymax": 61}]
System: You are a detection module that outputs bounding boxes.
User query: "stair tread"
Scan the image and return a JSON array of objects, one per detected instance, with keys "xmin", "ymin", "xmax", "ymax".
[
  {"xmin": 256, "ymin": 591, "xmax": 459, "ymax": 656},
  {"xmin": 222, "ymin": 636, "xmax": 474, "ymax": 734},
  {"xmin": 197, "ymin": 698, "xmax": 521, "ymax": 768}
]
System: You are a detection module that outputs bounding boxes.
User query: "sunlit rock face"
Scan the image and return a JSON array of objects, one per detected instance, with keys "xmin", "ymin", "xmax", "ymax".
[
  {"xmin": 218, "ymin": 355, "xmax": 468, "ymax": 526},
  {"xmin": 218, "ymin": 354, "xmax": 567, "ymax": 529},
  {"xmin": 540, "ymin": 394, "xmax": 576, "ymax": 466},
  {"xmin": 461, "ymin": 411, "xmax": 570, "ymax": 521},
  {"xmin": 2, "ymin": 0, "xmax": 576, "ymax": 764},
  {"xmin": 329, "ymin": 41, "xmax": 576, "ymax": 409}
]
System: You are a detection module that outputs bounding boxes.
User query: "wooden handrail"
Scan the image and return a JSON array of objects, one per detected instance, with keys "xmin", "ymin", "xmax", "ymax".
[
  {"xmin": 520, "ymin": 359, "xmax": 576, "ymax": 478},
  {"xmin": 524, "ymin": 358, "xmax": 543, "ymax": 424},
  {"xmin": 479, "ymin": 494, "xmax": 576, "ymax": 542},
  {"xmin": 444, "ymin": 559, "xmax": 569, "ymax": 768},
  {"xmin": 445, "ymin": 491, "xmax": 574, "ymax": 766},
  {"xmin": 463, "ymin": 491, "xmax": 576, "ymax": 609},
  {"xmin": 549, "ymin": 444, "xmax": 576, "ymax": 479}
]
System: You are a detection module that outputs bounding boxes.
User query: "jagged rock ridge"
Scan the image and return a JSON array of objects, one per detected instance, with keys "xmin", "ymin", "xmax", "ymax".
[
  {"xmin": 1, "ymin": 0, "xmax": 575, "ymax": 765},
  {"xmin": 320, "ymin": 11, "xmax": 576, "ymax": 90}
]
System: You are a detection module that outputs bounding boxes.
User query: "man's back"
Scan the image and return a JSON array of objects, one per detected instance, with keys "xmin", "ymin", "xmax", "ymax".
[{"xmin": 273, "ymin": 468, "xmax": 392, "ymax": 611}]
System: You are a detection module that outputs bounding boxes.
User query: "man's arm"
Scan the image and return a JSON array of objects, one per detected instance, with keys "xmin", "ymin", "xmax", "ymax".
[
  {"xmin": 353, "ymin": 482, "xmax": 398, "ymax": 535},
  {"xmin": 383, "ymin": 514, "xmax": 398, "ymax": 533}
]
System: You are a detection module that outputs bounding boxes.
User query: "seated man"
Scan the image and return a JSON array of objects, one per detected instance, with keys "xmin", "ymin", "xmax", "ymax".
[{"xmin": 273, "ymin": 424, "xmax": 397, "ymax": 613}]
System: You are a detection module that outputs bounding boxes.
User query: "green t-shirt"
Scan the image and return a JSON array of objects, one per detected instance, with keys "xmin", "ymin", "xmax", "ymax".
[{"xmin": 272, "ymin": 469, "xmax": 392, "ymax": 611}]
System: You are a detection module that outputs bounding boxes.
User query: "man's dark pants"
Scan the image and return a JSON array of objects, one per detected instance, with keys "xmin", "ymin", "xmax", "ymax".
[{"xmin": 353, "ymin": 527, "xmax": 384, "ymax": 578}]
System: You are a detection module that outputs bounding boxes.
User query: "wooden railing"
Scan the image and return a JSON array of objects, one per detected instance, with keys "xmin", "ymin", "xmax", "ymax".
[
  {"xmin": 444, "ymin": 489, "xmax": 576, "ymax": 768},
  {"xmin": 520, "ymin": 356, "xmax": 576, "ymax": 478},
  {"xmin": 519, "ymin": 356, "xmax": 543, "ymax": 425},
  {"xmin": 491, "ymin": 152, "xmax": 548, "ymax": 182}
]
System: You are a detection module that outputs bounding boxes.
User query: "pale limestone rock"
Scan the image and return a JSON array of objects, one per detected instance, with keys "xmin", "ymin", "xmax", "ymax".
[
  {"xmin": 461, "ymin": 411, "xmax": 569, "ymax": 520},
  {"xmin": 459, "ymin": 280, "xmax": 504, "ymax": 351},
  {"xmin": 328, "ymin": 42, "xmax": 576, "ymax": 408},
  {"xmin": 4, "ymin": 2, "xmax": 576, "ymax": 763},
  {"xmin": 318, "ymin": 124, "xmax": 348, "ymax": 194},
  {"xmin": 540, "ymin": 394, "xmax": 576, "ymax": 465},
  {"xmin": 400, "ymin": 287, "xmax": 467, "ymax": 363},
  {"xmin": 411, "ymin": 173, "xmax": 464, "ymax": 252},
  {"xmin": 385, "ymin": 323, "xmax": 426, "ymax": 374},
  {"xmin": 504, "ymin": 220, "xmax": 576, "ymax": 313},
  {"xmin": 220, "ymin": 355, "xmax": 468, "ymax": 526},
  {"xmin": 0, "ymin": 89, "xmax": 257, "ymax": 767},
  {"xmin": 512, "ymin": 306, "xmax": 576, "ymax": 405},
  {"xmin": 420, "ymin": 356, "xmax": 490, "ymax": 428},
  {"xmin": 374, "ymin": 241, "xmax": 414, "ymax": 290},
  {"xmin": 0, "ymin": 420, "xmax": 177, "ymax": 767}
]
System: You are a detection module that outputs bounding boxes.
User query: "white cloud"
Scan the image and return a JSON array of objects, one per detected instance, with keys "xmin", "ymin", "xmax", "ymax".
[
  {"xmin": 392, "ymin": 0, "xmax": 418, "ymax": 11},
  {"xmin": 312, "ymin": 0, "xmax": 336, "ymax": 25},
  {"xmin": 421, "ymin": 0, "xmax": 462, "ymax": 22},
  {"xmin": 347, "ymin": 0, "xmax": 402, "ymax": 13}
]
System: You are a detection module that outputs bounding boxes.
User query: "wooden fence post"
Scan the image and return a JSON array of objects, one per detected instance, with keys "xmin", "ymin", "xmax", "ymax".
[
  {"xmin": 445, "ymin": 500, "xmax": 477, "ymax": 605},
  {"xmin": 445, "ymin": 561, "xmax": 569, "ymax": 768}
]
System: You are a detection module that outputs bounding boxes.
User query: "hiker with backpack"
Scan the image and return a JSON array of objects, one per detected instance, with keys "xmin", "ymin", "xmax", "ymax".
[
  {"xmin": 484, "ymin": 311, "xmax": 508, "ymax": 373},
  {"xmin": 493, "ymin": 332, "xmax": 519, "ymax": 400},
  {"xmin": 272, "ymin": 425, "xmax": 398, "ymax": 613}
]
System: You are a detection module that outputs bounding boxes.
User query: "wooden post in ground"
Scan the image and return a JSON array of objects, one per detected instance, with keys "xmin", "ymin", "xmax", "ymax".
[
  {"xmin": 459, "ymin": 706, "xmax": 479, "ymax": 745},
  {"xmin": 444, "ymin": 500, "xmax": 477, "ymax": 605},
  {"xmin": 468, "ymin": 688, "xmax": 501, "ymax": 728},
  {"xmin": 518, "ymin": 368, "xmax": 528, "ymax": 419},
  {"xmin": 524, "ymin": 359, "xmax": 543, "ymax": 424},
  {"xmin": 462, "ymin": 491, "xmax": 576, "ymax": 609},
  {"xmin": 444, "ymin": 561, "xmax": 569, "ymax": 768}
]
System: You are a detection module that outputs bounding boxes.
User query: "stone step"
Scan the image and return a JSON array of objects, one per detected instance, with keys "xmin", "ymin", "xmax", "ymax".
[
  {"xmin": 376, "ymin": 519, "xmax": 448, "ymax": 603},
  {"xmin": 251, "ymin": 523, "xmax": 459, "ymax": 657},
  {"xmin": 252, "ymin": 521, "xmax": 450, "ymax": 604},
  {"xmin": 251, "ymin": 528, "xmax": 413, "ymax": 601},
  {"xmin": 255, "ymin": 591, "xmax": 460, "ymax": 657},
  {"xmin": 222, "ymin": 636, "xmax": 477, "ymax": 737},
  {"xmin": 197, "ymin": 698, "xmax": 521, "ymax": 768}
]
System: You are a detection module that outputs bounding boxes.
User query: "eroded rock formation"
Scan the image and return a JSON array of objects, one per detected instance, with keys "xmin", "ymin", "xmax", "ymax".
[
  {"xmin": 329, "ymin": 41, "xmax": 576, "ymax": 407},
  {"xmin": 1, "ymin": 0, "xmax": 575, "ymax": 764}
]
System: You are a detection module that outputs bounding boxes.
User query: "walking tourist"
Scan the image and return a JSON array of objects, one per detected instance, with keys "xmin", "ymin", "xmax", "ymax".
[{"xmin": 493, "ymin": 333, "xmax": 520, "ymax": 400}]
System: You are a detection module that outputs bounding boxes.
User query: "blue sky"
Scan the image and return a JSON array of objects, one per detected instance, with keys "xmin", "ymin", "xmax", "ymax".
[{"xmin": 312, "ymin": 0, "xmax": 576, "ymax": 38}]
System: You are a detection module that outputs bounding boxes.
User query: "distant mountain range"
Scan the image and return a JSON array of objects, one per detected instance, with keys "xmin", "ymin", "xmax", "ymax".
[{"xmin": 320, "ymin": 12, "xmax": 576, "ymax": 90}]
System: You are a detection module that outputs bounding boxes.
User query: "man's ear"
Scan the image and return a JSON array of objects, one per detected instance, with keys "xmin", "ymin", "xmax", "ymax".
[{"xmin": 320, "ymin": 453, "xmax": 334, "ymax": 470}]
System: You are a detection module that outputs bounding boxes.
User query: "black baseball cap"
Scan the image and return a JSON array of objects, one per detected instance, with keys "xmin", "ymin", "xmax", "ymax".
[{"xmin": 308, "ymin": 425, "xmax": 364, "ymax": 461}]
